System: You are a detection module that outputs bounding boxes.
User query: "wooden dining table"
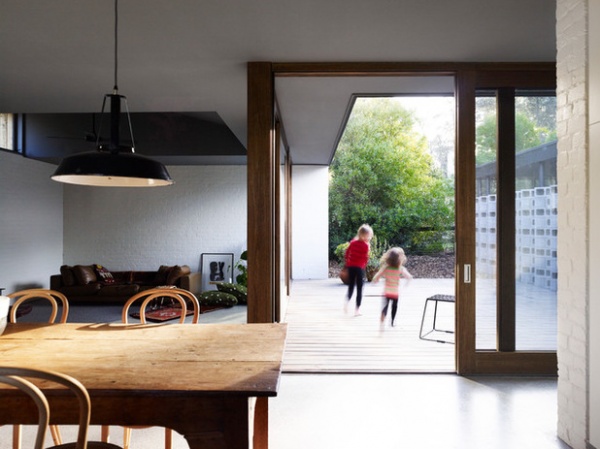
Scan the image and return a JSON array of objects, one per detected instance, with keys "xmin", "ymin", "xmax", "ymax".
[{"xmin": 0, "ymin": 321, "xmax": 287, "ymax": 449}]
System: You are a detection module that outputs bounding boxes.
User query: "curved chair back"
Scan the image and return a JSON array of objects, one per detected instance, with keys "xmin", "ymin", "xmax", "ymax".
[
  {"xmin": 8, "ymin": 289, "xmax": 69, "ymax": 324},
  {"xmin": 0, "ymin": 367, "xmax": 90, "ymax": 449},
  {"xmin": 122, "ymin": 287, "xmax": 200, "ymax": 324}
]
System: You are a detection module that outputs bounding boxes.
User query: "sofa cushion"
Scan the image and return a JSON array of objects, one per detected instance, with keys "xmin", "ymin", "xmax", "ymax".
[
  {"xmin": 60, "ymin": 284, "xmax": 102, "ymax": 296},
  {"xmin": 98, "ymin": 284, "xmax": 140, "ymax": 297},
  {"xmin": 166, "ymin": 265, "xmax": 191, "ymax": 285},
  {"xmin": 60, "ymin": 265, "xmax": 76, "ymax": 287},
  {"xmin": 130, "ymin": 271, "xmax": 158, "ymax": 285},
  {"xmin": 154, "ymin": 265, "xmax": 173, "ymax": 285},
  {"xmin": 94, "ymin": 264, "xmax": 115, "ymax": 284},
  {"xmin": 73, "ymin": 265, "xmax": 97, "ymax": 285}
]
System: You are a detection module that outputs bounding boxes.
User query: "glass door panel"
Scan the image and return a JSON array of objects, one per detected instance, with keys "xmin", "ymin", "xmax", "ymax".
[
  {"xmin": 475, "ymin": 94, "xmax": 498, "ymax": 350},
  {"xmin": 473, "ymin": 89, "xmax": 557, "ymax": 352},
  {"xmin": 514, "ymin": 93, "xmax": 557, "ymax": 350}
]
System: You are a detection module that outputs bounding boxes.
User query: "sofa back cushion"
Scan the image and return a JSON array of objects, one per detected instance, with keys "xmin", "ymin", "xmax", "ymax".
[
  {"xmin": 73, "ymin": 265, "xmax": 97, "ymax": 285},
  {"xmin": 167, "ymin": 265, "xmax": 191, "ymax": 285},
  {"xmin": 60, "ymin": 265, "xmax": 76, "ymax": 287},
  {"xmin": 154, "ymin": 265, "xmax": 172, "ymax": 285}
]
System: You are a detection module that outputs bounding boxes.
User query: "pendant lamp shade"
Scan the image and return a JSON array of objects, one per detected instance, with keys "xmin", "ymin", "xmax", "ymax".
[
  {"xmin": 51, "ymin": 151, "xmax": 173, "ymax": 187},
  {"xmin": 51, "ymin": 0, "xmax": 173, "ymax": 188}
]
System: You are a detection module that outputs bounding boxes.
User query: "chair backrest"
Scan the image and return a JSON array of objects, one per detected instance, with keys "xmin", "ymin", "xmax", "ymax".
[
  {"xmin": 0, "ymin": 366, "xmax": 91, "ymax": 449},
  {"xmin": 122, "ymin": 287, "xmax": 200, "ymax": 324},
  {"xmin": 8, "ymin": 289, "xmax": 69, "ymax": 324}
]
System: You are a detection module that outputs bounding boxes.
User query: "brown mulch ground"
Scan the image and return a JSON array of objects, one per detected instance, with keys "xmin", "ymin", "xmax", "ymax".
[{"xmin": 329, "ymin": 253, "xmax": 456, "ymax": 279}]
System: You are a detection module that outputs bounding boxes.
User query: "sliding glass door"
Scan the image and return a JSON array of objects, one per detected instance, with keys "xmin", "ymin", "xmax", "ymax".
[{"xmin": 455, "ymin": 68, "xmax": 557, "ymax": 374}]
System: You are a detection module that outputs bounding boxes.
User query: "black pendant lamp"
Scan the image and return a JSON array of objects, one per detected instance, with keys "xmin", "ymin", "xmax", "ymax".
[{"xmin": 51, "ymin": 0, "xmax": 173, "ymax": 187}]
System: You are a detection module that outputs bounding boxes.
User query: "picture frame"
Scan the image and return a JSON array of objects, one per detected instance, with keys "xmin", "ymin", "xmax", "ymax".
[{"xmin": 200, "ymin": 253, "xmax": 234, "ymax": 291}]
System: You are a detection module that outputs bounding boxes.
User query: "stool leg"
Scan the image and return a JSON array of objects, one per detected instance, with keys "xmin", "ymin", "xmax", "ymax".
[
  {"xmin": 432, "ymin": 300, "xmax": 440, "ymax": 332},
  {"xmin": 419, "ymin": 299, "xmax": 430, "ymax": 339}
]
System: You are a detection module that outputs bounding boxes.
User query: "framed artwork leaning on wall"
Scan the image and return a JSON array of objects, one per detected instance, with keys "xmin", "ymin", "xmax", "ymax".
[{"xmin": 200, "ymin": 253, "xmax": 234, "ymax": 291}]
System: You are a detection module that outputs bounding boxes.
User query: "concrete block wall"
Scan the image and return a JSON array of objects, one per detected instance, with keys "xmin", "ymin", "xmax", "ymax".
[{"xmin": 556, "ymin": 0, "xmax": 594, "ymax": 448}]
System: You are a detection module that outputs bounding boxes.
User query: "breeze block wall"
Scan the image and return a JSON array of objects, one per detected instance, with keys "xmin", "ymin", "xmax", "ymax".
[{"xmin": 475, "ymin": 186, "xmax": 558, "ymax": 291}]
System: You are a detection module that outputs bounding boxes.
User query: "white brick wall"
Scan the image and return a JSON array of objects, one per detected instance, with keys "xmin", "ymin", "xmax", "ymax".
[
  {"xmin": 556, "ymin": 0, "xmax": 594, "ymax": 448},
  {"xmin": 589, "ymin": 0, "xmax": 600, "ymax": 446},
  {"xmin": 62, "ymin": 165, "xmax": 247, "ymax": 275},
  {"xmin": 0, "ymin": 152, "xmax": 64, "ymax": 292}
]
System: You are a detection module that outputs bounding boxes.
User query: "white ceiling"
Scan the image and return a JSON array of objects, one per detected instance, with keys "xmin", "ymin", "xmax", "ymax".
[{"xmin": 0, "ymin": 0, "xmax": 556, "ymax": 165}]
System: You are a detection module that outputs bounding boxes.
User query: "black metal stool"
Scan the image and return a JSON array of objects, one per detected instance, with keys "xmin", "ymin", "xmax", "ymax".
[{"xmin": 419, "ymin": 294, "xmax": 455, "ymax": 344}]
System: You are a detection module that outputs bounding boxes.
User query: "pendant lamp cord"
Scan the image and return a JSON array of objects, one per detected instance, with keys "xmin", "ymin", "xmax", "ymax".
[{"xmin": 113, "ymin": 0, "xmax": 119, "ymax": 93}]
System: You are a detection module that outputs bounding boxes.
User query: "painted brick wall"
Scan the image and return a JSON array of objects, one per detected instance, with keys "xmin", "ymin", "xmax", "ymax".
[
  {"xmin": 556, "ymin": 0, "xmax": 590, "ymax": 447},
  {"xmin": 62, "ymin": 165, "xmax": 247, "ymax": 275},
  {"xmin": 588, "ymin": 0, "xmax": 600, "ymax": 446},
  {"xmin": 0, "ymin": 151, "xmax": 64, "ymax": 292}
]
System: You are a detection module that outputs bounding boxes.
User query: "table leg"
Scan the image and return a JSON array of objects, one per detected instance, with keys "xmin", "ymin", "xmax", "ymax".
[{"xmin": 253, "ymin": 397, "xmax": 269, "ymax": 449}]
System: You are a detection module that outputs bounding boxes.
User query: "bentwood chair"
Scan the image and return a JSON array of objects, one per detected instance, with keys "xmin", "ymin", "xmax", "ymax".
[
  {"xmin": 8, "ymin": 289, "xmax": 69, "ymax": 324},
  {"xmin": 7, "ymin": 289, "xmax": 70, "ymax": 449},
  {"xmin": 0, "ymin": 366, "xmax": 122, "ymax": 449},
  {"xmin": 102, "ymin": 287, "xmax": 201, "ymax": 449}
]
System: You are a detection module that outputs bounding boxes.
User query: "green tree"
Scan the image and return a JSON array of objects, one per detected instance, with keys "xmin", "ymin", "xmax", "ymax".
[
  {"xmin": 476, "ymin": 96, "xmax": 557, "ymax": 165},
  {"xmin": 329, "ymin": 98, "xmax": 454, "ymax": 255}
]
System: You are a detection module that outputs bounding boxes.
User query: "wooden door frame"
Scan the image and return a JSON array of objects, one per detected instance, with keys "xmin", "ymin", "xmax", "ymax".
[{"xmin": 247, "ymin": 61, "xmax": 557, "ymax": 375}]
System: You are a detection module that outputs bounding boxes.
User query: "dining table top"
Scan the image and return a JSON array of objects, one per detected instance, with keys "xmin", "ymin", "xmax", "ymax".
[
  {"xmin": 0, "ymin": 321, "xmax": 288, "ymax": 396},
  {"xmin": 0, "ymin": 321, "xmax": 288, "ymax": 449}
]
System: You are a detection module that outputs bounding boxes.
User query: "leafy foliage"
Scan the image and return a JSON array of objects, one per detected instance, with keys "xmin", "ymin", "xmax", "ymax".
[
  {"xmin": 475, "ymin": 96, "xmax": 557, "ymax": 165},
  {"xmin": 329, "ymin": 98, "xmax": 455, "ymax": 256},
  {"xmin": 234, "ymin": 250, "xmax": 248, "ymax": 287}
]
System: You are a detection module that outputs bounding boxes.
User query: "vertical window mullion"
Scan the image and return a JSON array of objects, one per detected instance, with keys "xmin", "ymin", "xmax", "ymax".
[{"xmin": 496, "ymin": 88, "xmax": 516, "ymax": 352}]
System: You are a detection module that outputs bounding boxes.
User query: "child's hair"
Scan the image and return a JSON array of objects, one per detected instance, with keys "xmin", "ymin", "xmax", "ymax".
[
  {"xmin": 381, "ymin": 247, "xmax": 407, "ymax": 269},
  {"xmin": 356, "ymin": 224, "xmax": 373, "ymax": 240}
]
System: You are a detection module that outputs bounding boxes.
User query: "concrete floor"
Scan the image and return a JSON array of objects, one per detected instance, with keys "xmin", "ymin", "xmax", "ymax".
[
  {"xmin": 269, "ymin": 374, "xmax": 569, "ymax": 449},
  {"xmin": 1, "ymin": 373, "xmax": 568, "ymax": 449},
  {"xmin": 1, "ymin": 293, "xmax": 568, "ymax": 448}
]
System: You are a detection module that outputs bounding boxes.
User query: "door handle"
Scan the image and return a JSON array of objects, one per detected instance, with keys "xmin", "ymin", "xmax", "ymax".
[{"xmin": 464, "ymin": 264, "xmax": 471, "ymax": 283}]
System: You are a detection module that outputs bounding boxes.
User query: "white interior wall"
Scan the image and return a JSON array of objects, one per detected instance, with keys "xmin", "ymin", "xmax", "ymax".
[
  {"xmin": 589, "ymin": 0, "xmax": 600, "ymax": 446},
  {"xmin": 62, "ymin": 165, "xmax": 247, "ymax": 274},
  {"xmin": 291, "ymin": 166, "xmax": 329, "ymax": 279},
  {"xmin": 0, "ymin": 151, "xmax": 63, "ymax": 292}
]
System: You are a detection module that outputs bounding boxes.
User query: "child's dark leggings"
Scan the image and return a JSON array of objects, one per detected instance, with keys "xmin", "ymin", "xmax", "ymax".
[
  {"xmin": 346, "ymin": 266, "xmax": 365, "ymax": 307},
  {"xmin": 382, "ymin": 296, "xmax": 399, "ymax": 321}
]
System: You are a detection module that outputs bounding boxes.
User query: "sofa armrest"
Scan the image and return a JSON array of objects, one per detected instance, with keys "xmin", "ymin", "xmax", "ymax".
[
  {"xmin": 179, "ymin": 272, "xmax": 202, "ymax": 295},
  {"xmin": 50, "ymin": 274, "xmax": 63, "ymax": 290}
]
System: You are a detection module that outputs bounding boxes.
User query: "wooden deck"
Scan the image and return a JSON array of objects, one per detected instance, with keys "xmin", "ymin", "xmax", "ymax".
[
  {"xmin": 282, "ymin": 278, "xmax": 557, "ymax": 373},
  {"xmin": 282, "ymin": 278, "xmax": 456, "ymax": 373}
]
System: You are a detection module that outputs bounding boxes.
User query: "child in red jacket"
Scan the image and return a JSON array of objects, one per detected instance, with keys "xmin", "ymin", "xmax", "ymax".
[{"xmin": 344, "ymin": 224, "xmax": 373, "ymax": 316}]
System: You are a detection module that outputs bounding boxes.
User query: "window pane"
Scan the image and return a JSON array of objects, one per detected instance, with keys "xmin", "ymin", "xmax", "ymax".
[
  {"xmin": 475, "ymin": 94, "xmax": 497, "ymax": 350},
  {"xmin": 0, "ymin": 114, "xmax": 14, "ymax": 150},
  {"xmin": 515, "ymin": 94, "xmax": 557, "ymax": 350}
]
